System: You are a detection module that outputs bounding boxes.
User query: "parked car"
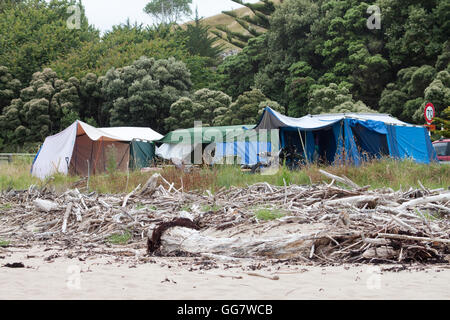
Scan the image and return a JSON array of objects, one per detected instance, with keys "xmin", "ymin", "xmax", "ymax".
[{"xmin": 432, "ymin": 138, "xmax": 450, "ymax": 163}]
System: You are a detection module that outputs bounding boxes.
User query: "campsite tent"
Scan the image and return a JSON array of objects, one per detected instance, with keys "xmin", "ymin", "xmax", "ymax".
[
  {"xmin": 155, "ymin": 125, "xmax": 259, "ymax": 165},
  {"xmin": 31, "ymin": 121, "xmax": 163, "ymax": 179},
  {"xmin": 249, "ymin": 107, "xmax": 438, "ymax": 165}
]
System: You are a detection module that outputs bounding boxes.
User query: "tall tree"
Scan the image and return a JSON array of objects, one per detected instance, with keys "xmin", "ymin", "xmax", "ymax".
[
  {"xmin": 165, "ymin": 88, "xmax": 232, "ymax": 130},
  {"xmin": 0, "ymin": 68, "xmax": 81, "ymax": 150},
  {"xmin": 101, "ymin": 56, "xmax": 192, "ymax": 132},
  {"xmin": 379, "ymin": 65, "xmax": 450, "ymax": 124},
  {"xmin": 216, "ymin": 34, "xmax": 268, "ymax": 99},
  {"xmin": 0, "ymin": 0, "xmax": 99, "ymax": 85},
  {"xmin": 178, "ymin": 8, "xmax": 224, "ymax": 63},
  {"xmin": 144, "ymin": 0, "xmax": 192, "ymax": 25},
  {"xmin": 48, "ymin": 22, "xmax": 214, "ymax": 91},
  {"xmin": 224, "ymin": 0, "xmax": 449, "ymax": 119},
  {"xmin": 216, "ymin": 89, "xmax": 285, "ymax": 126},
  {"xmin": 308, "ymin": 83, "xmax": 375, "ymax": 115},
  {"xmin": 0, "ymin": 66, "xmax": 21, "ymax": 114}
]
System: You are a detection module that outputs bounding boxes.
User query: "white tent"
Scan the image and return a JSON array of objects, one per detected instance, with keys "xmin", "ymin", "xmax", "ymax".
[{"xmin": 31, "ymin": 121, "xmax": 163, "ymax": 179}]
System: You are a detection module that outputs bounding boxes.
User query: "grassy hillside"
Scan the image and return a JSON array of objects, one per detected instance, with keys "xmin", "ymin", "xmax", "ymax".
[{"xmin": 184, "ymin": 0, "xmax": 282, "ymax": 50}]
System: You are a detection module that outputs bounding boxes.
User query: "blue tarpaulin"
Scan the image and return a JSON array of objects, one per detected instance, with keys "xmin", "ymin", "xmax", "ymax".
[
  {"xmin": 214, "ymin": 141, "xmax": 273, "ymax": 165},
  {"xmin": 387, "ymin": 126, "xmax": 438, "ymax": 164},
  {"xmin": 252, "ymin": 107, "xmax": 438, "ymax": 165}
]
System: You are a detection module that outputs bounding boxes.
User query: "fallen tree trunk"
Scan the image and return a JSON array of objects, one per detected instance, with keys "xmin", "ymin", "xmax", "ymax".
[{"xmin": 154, "ymin": 226, "xmax": 345, "ymax": 259}]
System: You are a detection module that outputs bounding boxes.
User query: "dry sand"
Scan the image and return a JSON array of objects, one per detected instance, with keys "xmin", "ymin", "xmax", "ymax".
[{"xmin": 1, "ymin": 245, "xmax": 449, "ymax": 300}]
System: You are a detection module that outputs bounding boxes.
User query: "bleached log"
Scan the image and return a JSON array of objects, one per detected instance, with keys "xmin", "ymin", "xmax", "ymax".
[
  {"xmin": 62, "ymin": 202, "xmax": 73, "ymax": 234},
  {"xmin": 417, "ymin": 180, "xmax": 429, "ymax": 194},
  {"xmin": 33, "ymin": 199, "xmax": 59, "ymax": 212},
  {"xmin": 318, "ymin": 195, "xmax": 379, "ymax": 207},
  {"xmin": 362, "ymin": 238, "xmax": 390, "ymax": 245},
  {"xmin": 138, "ymin": 174, "xmax": 160, "ymax": 197},
  {"xmin": 319, "ymin": 170, "xmax": 360, "ymax": 189},
  {"xmin": 158, "ymin": 227, "xmax": 334, "ymax": 259},
  {"xmin": 398, "ymin": 193, "xmax": 450, "ymax": 210}
]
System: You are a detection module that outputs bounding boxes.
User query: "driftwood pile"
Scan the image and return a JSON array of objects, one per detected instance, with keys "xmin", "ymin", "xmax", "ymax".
[{"xmin": 0, "ymin": 172, "xmax": 449, "ymax": 265}]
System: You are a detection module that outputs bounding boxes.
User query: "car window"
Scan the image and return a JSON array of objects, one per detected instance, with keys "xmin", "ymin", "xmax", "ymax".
[{"xmin": 434, "ymin": 142, "xmax": 449, "ymax": 156}]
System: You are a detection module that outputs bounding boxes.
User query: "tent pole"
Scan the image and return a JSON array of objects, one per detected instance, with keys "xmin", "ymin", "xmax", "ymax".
[{"xmin": 298, "ymin": 128, "xmax": 309, "ymax": 165}]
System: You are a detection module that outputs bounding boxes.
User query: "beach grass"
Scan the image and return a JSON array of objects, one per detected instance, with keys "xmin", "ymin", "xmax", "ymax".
[{"xmin": 1, "ymin": 158, "xmax": 449, "ymax": 195}]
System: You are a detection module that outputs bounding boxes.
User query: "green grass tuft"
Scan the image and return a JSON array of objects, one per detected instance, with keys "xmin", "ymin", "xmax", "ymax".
[
  {"xmin": 107, "ymin": 231, "xmax": 132, "ymax": 245},
  {"xmin": 254, "ymin": 208, "xmax": 285, "ymax": 221},
  {"xmin": 0, "ymin": 203, "xmax": 12, "ymax": 210},
  {"xmin": 0, "ymin": 239, "xmax": 10, "ymax": 247}
]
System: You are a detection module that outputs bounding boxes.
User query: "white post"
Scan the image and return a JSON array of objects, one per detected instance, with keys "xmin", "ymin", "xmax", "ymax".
[{"xmin": 86, "ymin": 160, "xmax": 90, "ymax": 191}]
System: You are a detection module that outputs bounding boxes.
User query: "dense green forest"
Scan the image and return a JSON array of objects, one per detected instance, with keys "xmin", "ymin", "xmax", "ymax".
[{"xmin": 0, "ymin": 0, "xmax": 449, "ymax": 152}]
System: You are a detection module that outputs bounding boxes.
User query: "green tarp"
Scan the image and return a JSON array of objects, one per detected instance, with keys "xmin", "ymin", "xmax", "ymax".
[
  {"xmin": 130, "ymin": 140, "xmax": 155, "ymax": 170},
  {"xmin": 157, "ymin": 125, "xmax": 255, "ymax": 144}
]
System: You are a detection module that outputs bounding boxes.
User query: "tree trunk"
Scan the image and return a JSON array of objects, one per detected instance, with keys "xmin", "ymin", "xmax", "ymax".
[{"xmin": 157, "ymin": 227, "xmax": 336, "ymax": 259}]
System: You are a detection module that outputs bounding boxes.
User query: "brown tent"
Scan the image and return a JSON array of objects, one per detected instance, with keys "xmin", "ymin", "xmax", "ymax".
[{"xmin": 31, "ymin": 121, "xmax": 163, "ymax": 179}]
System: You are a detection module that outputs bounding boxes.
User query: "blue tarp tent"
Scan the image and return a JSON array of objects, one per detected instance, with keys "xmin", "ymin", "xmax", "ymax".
[
  {"xmin": 251, "ymin": 107, "xmax": 438, "ymax": 165},
  {"xmin": 213, "ymin": 129, "xmax": 277, "ymax": 166}
]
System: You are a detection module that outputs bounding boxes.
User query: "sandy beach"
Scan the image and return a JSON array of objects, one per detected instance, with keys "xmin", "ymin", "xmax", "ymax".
[{"xmin": 1, "ymin": 244, "xmax": 449, "ymax": 300}]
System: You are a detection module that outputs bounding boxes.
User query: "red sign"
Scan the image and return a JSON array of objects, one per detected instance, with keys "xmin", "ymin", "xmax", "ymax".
[{"xmin": 424, "ymin": 103, "xmax": 435, "ymax": 124}]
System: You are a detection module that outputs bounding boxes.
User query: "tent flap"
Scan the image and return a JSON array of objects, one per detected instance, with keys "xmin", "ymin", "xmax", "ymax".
[
  {"xmin": 130, "ymin": 140, "xmax": 155, "ymax": 170},
  {"xmin": 31, "ymin": 121, "xmax": 78, "ymax": 179},
  {"xmin": 391, "ymin": 126, "xmax": 436, "ymax": 164}
]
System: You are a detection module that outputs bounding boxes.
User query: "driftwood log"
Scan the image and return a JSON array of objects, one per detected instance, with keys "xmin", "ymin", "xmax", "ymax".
[{"xmin": 153, "ymin": 226, "xmax": 332, "ymax": 259}]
